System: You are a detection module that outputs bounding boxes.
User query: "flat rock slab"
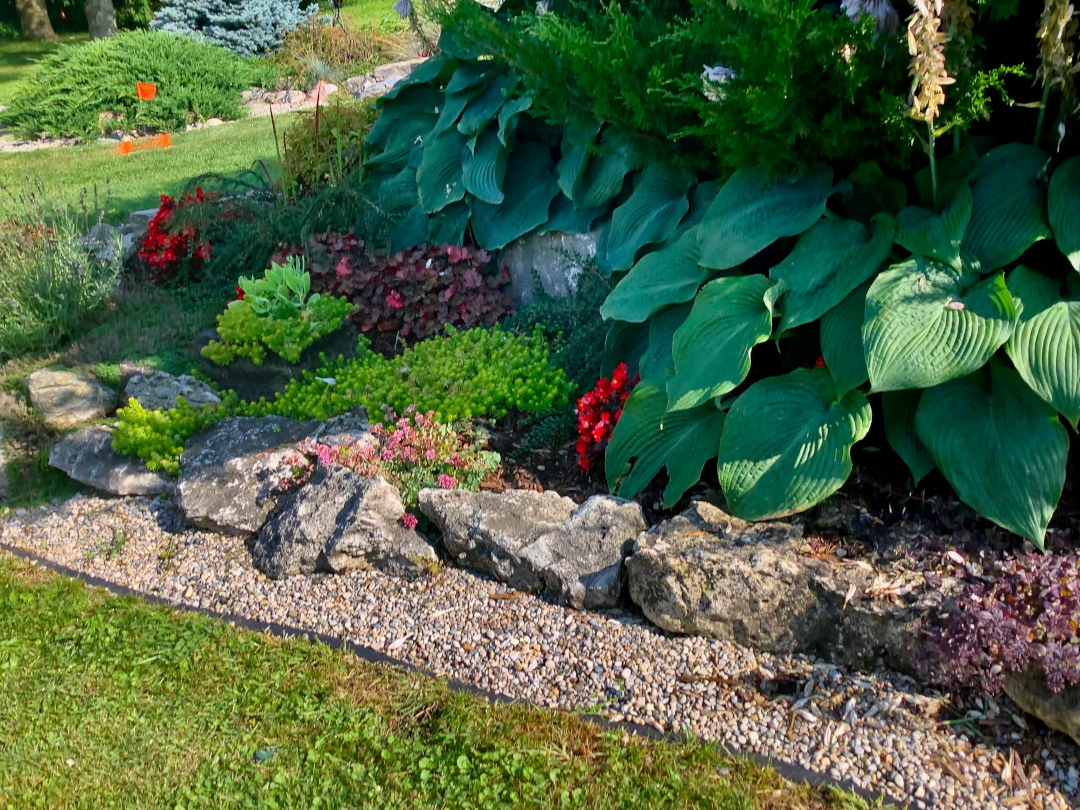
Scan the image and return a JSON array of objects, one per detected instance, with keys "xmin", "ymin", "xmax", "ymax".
[
  {"xmin": 419, "ymin": 489, "xmax": 645, "ymax": 608},
  {"xmin": 1005, "ymin": 669, "xmax": 1080, "ymax": 746},
  {"xmin": 124, "ymin": 371, "xmax": 221, "ymax": 411},
  {"xmin": 178, "ymin": 416, "xmax": 320, "ymax": 535},
  {"xmin": 252, "ymin": 465, "xmax": 437, "ymax": 580},
  {"xmin": 627, "ymin": 501, "xmax": 944, "ymax": 674},
  {"xmin": 27, "ymin": 369, "xmax": 117, "ymax": 429},
  {"xmin": 49, "ymin": 426, "xmax": 171, "ymax": 496}
]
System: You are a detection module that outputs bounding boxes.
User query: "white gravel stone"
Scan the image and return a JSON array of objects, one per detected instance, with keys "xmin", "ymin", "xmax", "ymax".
[{"xmin": 1, "ymin": 493, "xmax": 1078, "ymax": 810}]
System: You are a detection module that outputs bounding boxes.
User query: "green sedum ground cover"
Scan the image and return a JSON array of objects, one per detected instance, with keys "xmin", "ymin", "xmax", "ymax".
[{"xmin": 0, "ymin": 554, "xmax": 878, "ymax": 810}]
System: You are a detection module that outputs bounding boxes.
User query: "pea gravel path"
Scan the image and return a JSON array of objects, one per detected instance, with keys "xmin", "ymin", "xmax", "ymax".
[{"xmin": 3, "ymin": 494, "xmax": 1079, "ymax": 810}]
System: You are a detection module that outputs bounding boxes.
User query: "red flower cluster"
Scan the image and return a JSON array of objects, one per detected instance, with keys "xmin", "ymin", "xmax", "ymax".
[
  {"xmin": 576, "ymin": 363, "xmax": 638, "ymax": 472},
  {"xmin": 138, "ymin": 188, "xmax": 214, "ymax": 284}
]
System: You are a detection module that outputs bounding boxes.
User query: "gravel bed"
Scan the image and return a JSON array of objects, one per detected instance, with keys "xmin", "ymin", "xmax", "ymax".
[{"xmin": 2, "ymin": 493, "xmax": 1079, "ymax": 810}]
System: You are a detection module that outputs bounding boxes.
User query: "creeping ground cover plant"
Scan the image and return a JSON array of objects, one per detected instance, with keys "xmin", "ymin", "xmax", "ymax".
[
  {"xmin": 202, "ymin": 257, "xmax": 355, "ymax": 365},
  {"xmin": 114, "ymin": 326, "xmax": 570, "ymax": 474}
]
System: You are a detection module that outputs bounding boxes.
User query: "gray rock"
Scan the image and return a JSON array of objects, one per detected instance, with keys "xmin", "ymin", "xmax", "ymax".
[
  {"xmin": 1004, "ymin": 669, "xmax": 1080, "ymax": 746},
  {"xmin": 27, "ymin": 369, "xmax": 117, "ymax": 429},
  {"xmin": 346, "ymin": 57, "xmax": 425, "ymax": 99},
  {"xmin": 124, "ymin": 371, "xmax": 221, "ymax": 411},
  {"xmin": 49, "ymin": 426, "xmax": 171, "ymax": 496},
  {"xmin": 318, "ymin": 409, "xmax": 371, "ymax": 447},
  {"xmin": 419, "ymin": 488, "xmax": 576, "ymax": 593},
  {"xmin": 499, "ymin": 229, "xmax": 601, "ymax": 305},
  {"xmin": 419, "ymin": 489, "xmax": 644, "ymax": 608},
  {"xmin": 520, "ymin": 495, "xmax": 646, "ymax": 609},
  {"xmin": 252, "ymin": 465, "xmax": 437, "ymax": 580},
  {"xmin": 626, "ymin": 501, "xmax": 942, "ymax": 674},
  {"xmin": 177, "ymin": 416, "xmax": 321, "ymax": 535}
]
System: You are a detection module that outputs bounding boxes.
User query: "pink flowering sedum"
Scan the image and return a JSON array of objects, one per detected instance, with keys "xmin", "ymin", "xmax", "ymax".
[{"xmin": 293, "ymin": 408, "xmax": 499, "ymax": 506}]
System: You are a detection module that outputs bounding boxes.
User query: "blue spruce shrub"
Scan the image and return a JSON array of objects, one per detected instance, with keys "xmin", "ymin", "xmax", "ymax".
[{"xmin": 152, "ymin": 0, "xmax": 317, "ymax": 57}]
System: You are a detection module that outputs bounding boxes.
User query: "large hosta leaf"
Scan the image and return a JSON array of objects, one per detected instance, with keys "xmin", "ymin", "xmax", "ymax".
[
  {"xmin": 881, "ymin": 390, "xmax": 935, "ymax": 485},
  {"xmin": 666, "ymin": 276, "xmax": 774, "ymax": 411},
  {"xmin": 602, "ymin": 320, "xmax": 649, "ymax": 377},
  {"xmin": 895, "ymin": 183, "xmax": 973, "ymax": 270},
  {"xmin": 416, "ymin": 129, "xmax": 467, "ymax": 213},
  {"xmin": 820, "ymin": 281, "xmax": 870, "ymax": 395},
  {"xmin": 770, "ymin": 213, "xmax": 894, "ymax": 332},
  {"xmin": 471, "ymin": 142, "xmax": 559, "ymax": 250},
  {"xmin": 457, "ymin": 74, "xmax": 517, "ymax": 137},
  {"xmin": 497, "ymin": 96, "xmax": 532, "ymax": 145},
  {"xmin": 698, "ymin": 164, "xmax": 834, "ymax": 271},
  {"xmin": 556, "ymin": 122, "xmax": 601, "ymax": 203},
  {"xmin": 863, "ymin": 256, "xmax": 1018, "ymax": 391},
  {"xmin": 1005, "ymin": 265, "xmax": 1080, "ymax": 428},
  {"xmin": 962, "ymin": 143, "xmax": 1051, "ymax": 272},
  {"xmin": 427, "ymin": 199, "xmax": 470, "ymax": 245},
  {"xmin": 639, "ymin": 302, "xmax": 691, "ymax": 380},
  {"xmin": 366, "ymin": 87, "xmax": 440, "ymax": 168},
  {"xmin": 841, "ymin": 160, "xmax": 907, "ymax": 223},
  {"xmin": 600, "ymin": 225, "xmax": 711, "ymax": 322},
  {"xmin": 601, "ymin": 167, "xmax": 693, "ymax": 273},
  {"xmin": 718, "ymin": 368, "xmax": 872, "ymax": 520},
  {"xmin": 462, "ymin": 126, "xmax": 507, "ymax": 205},
  {"xmin": 915, "ymin": 363, "xmax": 1068, "ymax": 548},
  {"xmin": 606, "ymin": 378, "xmax": 726, "ymax": 507},
  {"xmin": 575, "ymin": 134, "xmax": 639, "ymax": 209},
  {"xmin": 540, "ymin": 194, "xmax": 604, "ymax": 234},
  {"xmin": 1049, "ymin": 155, "xmax": 1080, "ymax": 272}
]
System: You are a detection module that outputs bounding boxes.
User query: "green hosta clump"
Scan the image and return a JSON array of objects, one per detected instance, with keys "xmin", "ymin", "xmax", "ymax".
[
  {"xmin": 600, "ymin": 144, "xmax": 1080, "ymax": 550},
  {"xmin": 113, "ymin": 392, "xmax": 240, "ymax": 476},
  {"xmin": 262, "ymin": 326, "xmax": 571, "ymax": 423},
  {"xmin": 202, "ymin": 258, "xmax": 355, "ymax": 365},
  {"xmin": 115, "ymin": 326, "xmax": 569, "ymax": 474}
]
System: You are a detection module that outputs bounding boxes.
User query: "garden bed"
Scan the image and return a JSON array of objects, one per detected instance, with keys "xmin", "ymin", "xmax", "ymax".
[{"xmin": 2, "ymin": 493, "xmax": 1078, "ymax": 810}]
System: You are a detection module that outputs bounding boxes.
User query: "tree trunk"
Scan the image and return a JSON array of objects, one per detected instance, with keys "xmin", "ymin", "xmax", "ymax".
[
  {"xmin": 85, "ymin": 0, "xmax": 118, "ymax": 39},
  {"xmin": 14, "ymin": 0, "xmax": 57, "ymax": 40}
]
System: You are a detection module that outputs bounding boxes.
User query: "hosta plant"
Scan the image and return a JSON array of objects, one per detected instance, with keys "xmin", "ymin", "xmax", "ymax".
[
  {"xmin": 202, "ymin": 257, "xmax": 355, "ymax": 365},
  {"xmin": 600, "ymin": 145, "xmax": 1080, "ymax": 550}
]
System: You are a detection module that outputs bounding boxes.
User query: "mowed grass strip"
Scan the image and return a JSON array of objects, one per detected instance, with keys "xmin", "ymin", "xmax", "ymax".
[
  {"xmin": 0, "ymin": 113, "xmax": 291, "ymax": 221},
  {"xmin": 0, "ymin": 554, "xmax": 886, "ymax": 810}
]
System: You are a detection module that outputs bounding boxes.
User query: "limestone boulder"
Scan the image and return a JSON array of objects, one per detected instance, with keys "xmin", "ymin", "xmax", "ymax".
[
  {"xmin": 419, "ymin": 489, "xmax": 645, "ymax": 608},
  {"xmin": 124, "ymin": 371, "xmax": 221, "ymax": 412},
  {"xmin": 177, "ymin": 416, "xmax": 320, "ymax": 535},
  {"xmin": 1004, "ymin": 669, "xmax": 1080, "ymax": 746},
  {"xmin": 27, "ymin": 369, "xmax": 117, "ymax": 429},
  {"xmin": 519, "ymin": 495, "xmax": 646, "ymax": 609},
  {"xmin": 49, "ymin": 426, "xmax": 171, "ymax": 496},
  {"xmin": 251, "ymin": 465, "xmax": 437, "ymax": 580},
  {"xmin": 626, "ymin": 501, "xmax": 946, "ymax": 674}
]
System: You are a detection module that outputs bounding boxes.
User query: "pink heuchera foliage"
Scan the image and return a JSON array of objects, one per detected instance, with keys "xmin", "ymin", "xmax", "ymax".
[{"xmin": 290, "ymin": 235, "xmax": 512, "ymax": 340}]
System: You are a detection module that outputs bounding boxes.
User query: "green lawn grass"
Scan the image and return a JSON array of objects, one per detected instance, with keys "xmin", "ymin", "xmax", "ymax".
[
  {"xmin": 0, "ymin": 34, "xmax": 87, "ymax": 104},
  {"xmin": 0, "ymin": 554, "xmax": 884, "ymax": 810},
  {"xmin": 326, "ymin": 0, "xmax": 408, "ymax": 33},
  {"xmin": 0, "ymin": 113, "xmax": 293, "ymax": 221}
]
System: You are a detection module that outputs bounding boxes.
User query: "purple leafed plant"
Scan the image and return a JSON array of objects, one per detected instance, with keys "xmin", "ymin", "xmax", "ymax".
[{"xmin": 923, "ymin": 551, "xmax": 1080, "ymax": 695}]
